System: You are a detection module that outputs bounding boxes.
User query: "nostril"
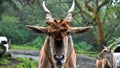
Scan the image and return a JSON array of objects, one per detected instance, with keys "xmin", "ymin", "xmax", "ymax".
[{"xmin": 54, "ymin": 55, "xmax": 64, "ymax": 60}]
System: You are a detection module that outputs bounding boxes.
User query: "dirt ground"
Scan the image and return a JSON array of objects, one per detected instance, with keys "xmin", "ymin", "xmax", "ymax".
[{"xmin": 76, "ymin": 54, "xmax": 96, "ymax": 68}]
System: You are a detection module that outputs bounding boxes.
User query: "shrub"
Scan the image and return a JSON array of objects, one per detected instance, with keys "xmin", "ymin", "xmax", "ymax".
[
  {"xmin": 74, "ymin": 41, "xmax": 93, "ymax": 51},
  {"xmin": 32, "ymin": 36, "xmax": 45, "ymax": 49}
]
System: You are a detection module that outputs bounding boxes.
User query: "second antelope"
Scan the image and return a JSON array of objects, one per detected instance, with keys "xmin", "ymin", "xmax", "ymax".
[{"xmin": 96, "ymin": 44, "xmax": 117, "ymax": 68}]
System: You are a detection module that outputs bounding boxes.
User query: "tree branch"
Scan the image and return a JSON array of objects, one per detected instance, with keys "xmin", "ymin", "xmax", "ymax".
[
  {"xmin": 95, "ymin": 0, "xmax": 99, "ymax": 12},
  {"xmin": 75, "ymin": 1, "xmax": 92, "ymax": 18},
  {"xmin": 84, "ymin": 0, "xmax": 93, "ymax": 12},
  {"xmin": 11, "ymin": 0, "xmax": 20, "ymax": 11},
  {"xmin": 98, "ymin": 0, "xmax": 110, "ymax": 10}
]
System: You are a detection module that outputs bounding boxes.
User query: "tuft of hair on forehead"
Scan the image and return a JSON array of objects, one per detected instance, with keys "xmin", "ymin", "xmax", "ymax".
[
  {"xmin": 53, "ymin": 19, "xmax": 65, "ymax": 24},
  {"xmin": 60, "ymin": 19, "xmax": 63, "ymax": 23},
  {"xmin": 46, "ymin": 19, "xmax": 70, "ymax": 25},
  {"xmin": 54, "ymin": 19, "xmax": 57, "ymax": 23}
]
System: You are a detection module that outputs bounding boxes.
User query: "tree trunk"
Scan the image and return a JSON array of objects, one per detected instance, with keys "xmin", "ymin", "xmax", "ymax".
[
  {"xmin": 93, "ymin": 8, "xmax": 106, "ymax": 50},
  {"xmin": 75, "ymin": 0, "xmax": 108, "ymax": 50}
]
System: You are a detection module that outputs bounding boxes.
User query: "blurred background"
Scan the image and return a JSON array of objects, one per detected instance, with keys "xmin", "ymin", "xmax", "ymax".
[{"xmin": 0, "ymin": 0, "xmax": 120, "ymax": 52}]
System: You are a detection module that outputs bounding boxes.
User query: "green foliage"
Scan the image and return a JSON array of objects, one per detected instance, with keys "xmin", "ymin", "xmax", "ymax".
[
  {"xmin": 11, "ymin": 44, "xmax": 38, "ymax": 50},
  {"xmin": 74, "ymin": 41, "xmax": 98, "ymax": 57},
  {"xmin": 32, "ymin": 36, "xmax": 45, "ymax": 49},
  {"xmin": 0, "ymin": 57, "xmax": 37, "ymax": 68},
  {"xmin": 16, "ymin": 58, "xmax": 37, "ymax": 68},
  {"xmin": 0, "ymin": 23, "xmax": 29, "ymax": 44},
  {"xmin": 74, "ymin": 41, "xmax": 93, "ymax": 51},
  {"xmin": 0, "ymin": 57, "xmax": 10, "ymax": 64},
  {"xmin": 1, "ymin": 15, "xmax": 19, "ymax": 23},
  {"xmin": 0, "ymin": 0, "xmax": 119, "ymax": 52}
]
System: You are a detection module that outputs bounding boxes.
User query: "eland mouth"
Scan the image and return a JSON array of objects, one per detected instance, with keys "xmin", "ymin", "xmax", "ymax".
[
  {"xmin": 54, "ymin": 54, "xmax": 65, "ymax": 65},
  {"xmin": 56, "ymin": 60, "xmax": 63, "ymax": 65}
]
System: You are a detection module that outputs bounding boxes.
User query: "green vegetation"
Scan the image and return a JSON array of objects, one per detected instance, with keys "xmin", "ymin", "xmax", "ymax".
[
  {"xmin": 74, "ymin": 42, "xmax": 98, "ymax": 57},
  {"xmin": 0, "ymin": 57, "xmax": 10, "ymax": 64},
  {"xmin": 0, "ymin": 57, "xmax": 38, "ymax": 68},
  {"xmin": 16, "ymin": 58, "xmax": 37, "ymax": 68},
  {"xmin": 11, "ymin": 44, "xmax": 39, "ymax": 50},
  {"xmin": 0, "ymin": 0, "xmax": 119, "ymax": 51},
  {"xmin": 76, "ymin": 49, "xmax": 98, "ymax": 58}
]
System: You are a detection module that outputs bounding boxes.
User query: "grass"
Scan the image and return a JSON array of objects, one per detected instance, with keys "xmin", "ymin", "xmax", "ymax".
[
  {"xmin": 0, "ymin": 57, "xmax": 10, "ymax": 64},
  {"xmin": 74, "ymin": 43, "xmax": 98, "ymax": 58},
  {"xmin": 75, "ymin": 49, "xmax": 98, "ymax": 58},
  {"xmin": 0, "ymin": 57, "xmax": 38, "ymax": 68},
  {"xmin": 0, "ymin": 44, "xmax": 38, "ymax": 68},
  {"xmin": 15, "ymin": 58, "xmax": 38, "ymax": 68},
  {"xmin": 11, "ymin": 44, "xmax": 39, "ymax": 50}
]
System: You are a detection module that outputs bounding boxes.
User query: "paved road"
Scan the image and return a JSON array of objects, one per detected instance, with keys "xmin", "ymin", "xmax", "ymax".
[{"xmin": 9, "ymin": 50, "xmax": 97, "ymax": 68}]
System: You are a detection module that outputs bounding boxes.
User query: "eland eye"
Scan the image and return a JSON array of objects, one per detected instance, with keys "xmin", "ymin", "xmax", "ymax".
[
  {"xmin": 104, "ymin": 50, "xmax": 107, "ymax": 52},
  {"xmin": 47, "ymin": 32, "xmax": 51, "ymax": 36},
  {"xmin": 67, "ymin": 31, "xmax": 71, "ymax": 35},
  {"xmin": 60, "ymin": 29, "xmax": 67, "ymax": 32}
]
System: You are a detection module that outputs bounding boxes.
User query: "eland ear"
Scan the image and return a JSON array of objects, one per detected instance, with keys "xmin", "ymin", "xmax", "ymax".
[
  {"xmin": 26, "ymin": 25, "xmax": 48, "ymax": 34},
  {"xmin": 71, "ymin": 26, "xmax": 93, "ymax": 34}
]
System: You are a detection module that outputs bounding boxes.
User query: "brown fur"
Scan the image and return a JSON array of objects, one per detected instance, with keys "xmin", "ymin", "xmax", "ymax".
[
  {"xmin": 38, "ymin": 20, "xmax": 76, "ymax": 68},
  {"xmin": 27, "ymin": 21, "xmax": 91, "ymax": 68},
  {"xmin": 96, "ymin": 46, "xmax": 117, "ymax": 68},
  {"xmin": 47, "ymin": 20, "xmax": 70, "ymax": 39},
  {"xmin": 27, "ymin": 21, "xmax": 92, "ymax": 68},
  {"xmin": 39, "ymin": 38, "xmax": 76, "ymax": 68}
]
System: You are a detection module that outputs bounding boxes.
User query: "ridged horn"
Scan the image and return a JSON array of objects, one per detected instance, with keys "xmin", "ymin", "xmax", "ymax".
[
  {"xmin": 65, "ymin": 0, "xmax": 75, "ymax": 22},
  {"xmin": 42, "ymin": 1, "xmax": 53, "ymax": 22}
]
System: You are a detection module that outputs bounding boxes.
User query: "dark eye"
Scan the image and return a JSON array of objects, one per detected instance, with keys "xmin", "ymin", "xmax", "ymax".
[
  {"xmin": 47, "ymin": 32, "xmax": 51, "ymax": 36},
  {"xmin": 104, "ymin": 50, "xmax": 107, "ymax": 52},
  {"xmin": 60, "ymin": 29, "xmax": 67, "ymax": 32},
  {"xmin": 67, "ymin": 31, "xmax": 71, "ymax": 35},
  {"xmin": 1, "ymin": 41, "xmax": 8, "ymax": 44}
]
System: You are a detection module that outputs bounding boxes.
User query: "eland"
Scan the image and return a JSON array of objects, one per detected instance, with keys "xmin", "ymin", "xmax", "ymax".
[{"xmin": 26, "ymin": 0, "xmax": 92, "ymax": 68}]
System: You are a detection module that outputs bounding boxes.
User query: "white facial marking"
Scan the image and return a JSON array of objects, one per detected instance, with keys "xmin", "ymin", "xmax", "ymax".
[{"xmin": 63, "ymin": 36, "xmax": 69, "ymax": 62}]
